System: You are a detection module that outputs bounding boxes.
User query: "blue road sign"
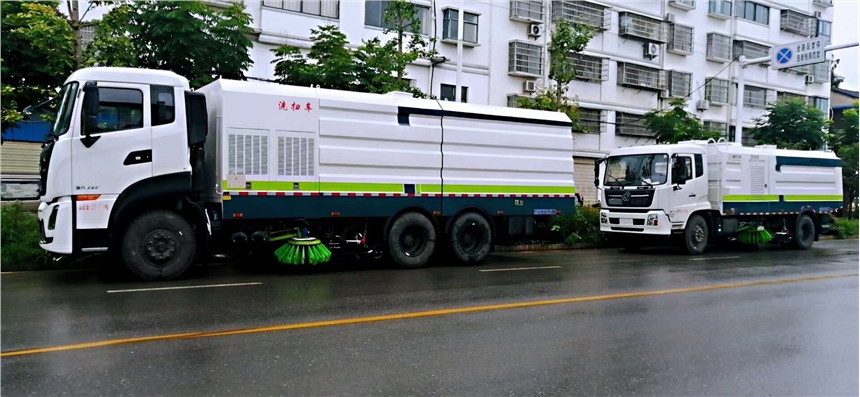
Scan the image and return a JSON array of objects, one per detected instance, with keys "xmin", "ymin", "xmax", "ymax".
[
  {"xmin": 776, "ymin": 48, "xmax": 792, "ymax": 64},
  {"xmin": 771, "ymin": 38, "xmax": 825, "ymax": 70}
]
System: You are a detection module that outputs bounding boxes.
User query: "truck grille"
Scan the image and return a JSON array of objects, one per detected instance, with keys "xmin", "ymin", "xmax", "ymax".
[{"xmin": 604, "ymin": 188, "xmax": 654, "ymax": 207}]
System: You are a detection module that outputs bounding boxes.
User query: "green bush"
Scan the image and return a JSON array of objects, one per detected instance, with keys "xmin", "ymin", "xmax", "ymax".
[
  {"xmin": 1, "ymin": 202, "xmax": 50, "ymax": 271},
  {"xmin": 552, "ymin": 206, "xmax": 606, "ymax": 246},
  {"xmin": 832, "ymin": 218, "xmax": 859, "ymax": 240}
]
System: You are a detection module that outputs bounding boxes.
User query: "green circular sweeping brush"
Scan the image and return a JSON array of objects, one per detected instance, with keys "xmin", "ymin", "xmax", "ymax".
[
  {"xmin": 274, "ymin": 237, "xmax": 332, "ymax": 265},
  {"xmin": 737, "ymin": 225, "xmax": 773, "ymax": 245}
]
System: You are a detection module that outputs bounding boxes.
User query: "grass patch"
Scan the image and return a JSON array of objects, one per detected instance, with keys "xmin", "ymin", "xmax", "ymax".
[
  {"xmin": 1, "ymin": 202, "xmax": 51, "ymax": 271},
  {"xmin": 832, "ymin": 218, "xmax": 859, "ymax": 239}
]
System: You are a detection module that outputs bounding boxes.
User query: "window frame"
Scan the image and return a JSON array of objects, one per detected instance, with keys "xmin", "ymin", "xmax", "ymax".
[
  {"xmin": 150, "ymin": 85, "xmax": 175, "ymax": 127},
  {"xmin": 440, "ymin": 84, "xmax": 468, "ymax": 103},
  {"xmin": 84, "ymin": 87, "xmax": 145, "ymax": 135},
  {"xmin": 263, "ymin": 0, "xmax": 340, "ymax": 19},
  {"xmin": 737, "ymin": 1, "xmax": 770, "ymax": 25},
  {"xmin": 668, "ymin": 23, "xmax": 694, "ymax": 55},
  {"xmin": 442, "ymin": 8, "xmax": 479, "ymax": 43},
  {"xmin": 365, "ymin": 0, "xmax": 431, "ymax": 35}
]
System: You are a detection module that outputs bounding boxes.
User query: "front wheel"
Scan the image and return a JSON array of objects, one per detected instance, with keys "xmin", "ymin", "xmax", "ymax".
[
  {"xmin": 683, "ymin": 215, "xmax": 708, "ymax": 255},
  {"xmin": 449, "ymin": 212, "xmax": 493, "ymax": 265},
  {"xmin": 122, "ymin": 210, "xmax": 197, "ymax": 281},
  {"xmin": 387, "ymin": 212, "xmax": 436, "ymax": 268}
]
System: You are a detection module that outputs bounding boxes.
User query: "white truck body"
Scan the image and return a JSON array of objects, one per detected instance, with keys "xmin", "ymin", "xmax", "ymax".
[{"xmin": 598, "ymin": 140, "xmax": 842, "ymax": 252}]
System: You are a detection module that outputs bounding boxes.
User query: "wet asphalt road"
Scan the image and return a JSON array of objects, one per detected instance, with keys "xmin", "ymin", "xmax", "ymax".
[{"xmin": 1, "ymin": 241, "xmax": 858, "ymax": 396}]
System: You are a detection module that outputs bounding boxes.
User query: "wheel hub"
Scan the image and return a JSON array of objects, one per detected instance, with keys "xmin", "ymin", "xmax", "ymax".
[
  {"xmin": 144, "ymin": 230, "xmax": 177, "ymax": 263},
  {"xmin": 693, "ymin": 225, "xmax": 705, "ymax": 244}
]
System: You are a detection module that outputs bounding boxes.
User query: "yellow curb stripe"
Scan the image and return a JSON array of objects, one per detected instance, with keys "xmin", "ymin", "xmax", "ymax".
[{"xmin": 2, "ymin": 273, "xmax": 855, "ymax": 358}]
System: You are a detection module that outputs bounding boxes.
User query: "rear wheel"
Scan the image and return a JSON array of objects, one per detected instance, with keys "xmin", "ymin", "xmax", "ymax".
[
  {"xmin": 449, "ymin": 211, "xmax": 493, "ymax": 265},
  {"xmin": 121, "ymin": 210, "xmax": 197, "ymax": 281},
  {"xmin": 387, "ymin": 212, "xmax": 436, "ymax": 268},
  {"xmin": 793, "ymin": 214, "xmax": 816, "ymax": 250},
  {"xmin": 683, "ymin": 215, "xmax": 708, "ymax": 255}
]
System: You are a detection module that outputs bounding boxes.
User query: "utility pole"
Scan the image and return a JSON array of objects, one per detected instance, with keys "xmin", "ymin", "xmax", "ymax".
[
  {"xmin": 734, "ymin": 41, "xmax": 859, "ymax": 143},
  {"xmin": 454, "ymin": 0, "xmax": 464, "ymax": 103}
]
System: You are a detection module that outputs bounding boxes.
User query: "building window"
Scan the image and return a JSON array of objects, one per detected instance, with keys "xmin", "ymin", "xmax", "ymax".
[
  {"xmin": 705, "ymin": 78, "xmax": 730, "ymax": 104},
  {"xmin": 576, "ymin": 108, "xmax": 602, "ymax": 133},
  {"xmin": 808, "ymin": 96, "xmax": 829, "ymax": 114},
  {"xmin": 744, "ymin": 85, "xmax": 768, "ymax": 108},
  {"xmin": 569, "ymin": 53, "xmax": 609, "ymax": 81},
  {"xmin": 507, "ymin": 94, "xmax": 529, "ymax": 108},
  {"xmin": 510, "ymin": 0, "xmax": 544, "ymax": 22},
  {"xmin": 669, "ymin": 71, "xmax": 692, "ymax": 98},
  {"xmin": 615, "ymin": 112, "xmax": 650, "ymax": 137},
  {"xmin": 733, "ymin": 40, "xmax": 770, "ymax": 61},
  {"xmin": 440, "ymin": 84, "xmax": 468, "ymax": 103},
  {"xmin": 737, "ymin": 1, "xmax": 770, "ymax": 25},
  {"xmin": 365, "ymin": 1, "xmax": 430, "ymax": 34},
  {"xmin": 669, "ymin": 0, "xmax": 696, "ymax": 10},
  {"xmin": 777, "ymin": 91, "xmax": 804, "ymax": 102},
  {"xmin": 509, "ymin": 41, "xmax": 544, "ymax": 77},
  {"xmin": 706, "ymin": 33, "xmax": 732, "ymax": 62},
  {"xmin": 442, "ymin": 9, "xmax": 479, "ymax": 43},
  {"xmin": 668, "ymin": 24, "xmax": 694, "ymax": 55},
  {"xmin": 817, "ymin": 20, "xmax": 832, "ymax": 44},
  {"xmin": 551, "ymin": 1, "xmax": 611, "ymax": 31},
  {"xmin": 703, "ymin": 121, "xmax": 728, "ymax": 137},
  {"xmin": 708, "ymin": 0, "xmax": 732, "ymax": 18},
  {"xmin": 780, "ymin": 9, "xmax": 817, "ymax": 36},
  {"xmin": 619, "ymin": 12, "xmax": 668, "ymax": 43},
  {"xmin": 264, "ymin": 0, "xmax": 339, "ymax": 19},
  {"xmin": 84, "ymin": 88, "xmax": 144, "ymax": 134},
  {"xmin": 617, "ymin": 62, "xmax": 667, "ymax": 91},
  {"xmin": 79, "ymin": 25, "xmax": 96, "ymax": 48},
  {"xmin": 812, "ymin": 61, "xmax": 830, "ymax": 82}
]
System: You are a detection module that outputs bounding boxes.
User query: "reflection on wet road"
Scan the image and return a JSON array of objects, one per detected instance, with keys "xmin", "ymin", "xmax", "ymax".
[{"xmin": 2, "ymin": 241, "xmax": 858, "ymax": 395}]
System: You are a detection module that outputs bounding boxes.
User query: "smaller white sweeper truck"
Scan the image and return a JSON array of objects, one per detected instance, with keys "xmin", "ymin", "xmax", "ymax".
[
  {"xmin": 36, "ymin": 67, "xmax": 577, "ymax": 281},
  {"xmin": 594, "ymin": 139, "xmax": 843, "ymax": 254}
]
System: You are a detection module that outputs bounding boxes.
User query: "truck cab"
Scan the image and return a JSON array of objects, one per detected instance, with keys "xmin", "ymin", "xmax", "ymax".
[
  {"xmin": 37, "ymin": 67, "xmax": 209, "ymax": 264},
  {"xmin": 596, "ymin": 143, "xmax": 711, "ymax": 246}
]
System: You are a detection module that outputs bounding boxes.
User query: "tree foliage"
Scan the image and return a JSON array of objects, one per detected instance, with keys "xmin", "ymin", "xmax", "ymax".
[
  {"xmin": 1, "ymin": 1, "xmax": 75, "ymax": 131},
  {"xmin": 517, "ymin": 20, "xmax": 594, "ymax": 130},
  {"xmin": 87, "ymin": 0, "xmax": 254, "ymax": 88},
  {"xmin": 643, "ymin": 98, "xmax": 721, "ymax": 144},
  {"xmin": 272, "ymin": 0, "xmax": 434, "ymax": 97},
  {"xmin": 749, "ymin": 98, "xmax": 828, "ymax": 150},
  {"xmin": 829, "ymin": 100, "xmax": 859, "ymax": 217}
]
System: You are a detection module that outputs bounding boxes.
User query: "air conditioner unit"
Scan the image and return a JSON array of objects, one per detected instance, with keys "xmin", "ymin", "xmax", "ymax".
[
  {"xmin": 805, "ymin": 74, "xmax": 816, "ymax": 84},
  {"xmin": 658, "ymin": 90, "xmax": 670, "ymax": 98},
  {"xmin": 696, "ymin": 99, "xmax": 711, "ymax": 110},
  {"xmin": 644, "ymin": 42, "xmax": 660, "ymax": 59},
  {"xmin": 523, "ymin": 80, "xmax": 537, "ymax": 93},
  {"xmin": 665, "ymin": 13, "xmax": 676, "ymax": 23},
  {"xmin": 528, "ymin": 24, "xmax": 544, "ymax": 37}
]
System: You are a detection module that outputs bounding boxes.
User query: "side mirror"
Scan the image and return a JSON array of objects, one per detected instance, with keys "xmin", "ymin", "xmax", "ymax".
[
  {"xmin": 82, "ymin": 82, "xmax": 99, "ymax": 135},
  {"xmin": 593, "ymin": 158, "xmax": 604, "ymax": 187}
]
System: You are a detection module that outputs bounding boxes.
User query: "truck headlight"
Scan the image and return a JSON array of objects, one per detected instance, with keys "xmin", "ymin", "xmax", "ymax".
[
  {"xmin": 600, "ymin": 212, "xmax": 608, "ymax": 224},
  {"xmin": 647, "ymin": 214, "xmax": 659, "ymax": 226}
]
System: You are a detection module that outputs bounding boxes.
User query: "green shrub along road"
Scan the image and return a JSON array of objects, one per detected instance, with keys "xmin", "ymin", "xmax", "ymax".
[{"xmin": 1, "ymin": 202, "xmax": 50, "ymax": 271}]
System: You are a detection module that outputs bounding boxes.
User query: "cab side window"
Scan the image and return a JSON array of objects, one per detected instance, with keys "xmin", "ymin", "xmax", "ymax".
[
  {"xmin": 151, "ymin": 85, "xmax": 175, "ymax": 126},
  {"xmin": 694, "ymin": 154, "xmax": 704, "ymax": 178},
  {"xmin": 683, "ymin": 157, "xmax": 693, "ymax": 181},
  {"xmin": 88, "ymin": 88, "xmax": 144, "ymax": 134}
]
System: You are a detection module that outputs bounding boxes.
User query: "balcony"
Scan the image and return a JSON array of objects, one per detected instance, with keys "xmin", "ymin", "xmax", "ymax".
[
  {"xmin": 617, "ymin": 62, "xmax": 667, "ymax": 91},
  {"xmin": 813, "ymin": 0, "xmax": 833, "ymax": 7},
  {"xmin": 780, "ymin": 9, "xmax": 817, "ymax": 37},
  {"xmin": 551, "ymin": 1, "xmax": 611, "ymax": 31},
  {"xmin": 569, "ymin": 53, "xmax": 610, "ymax": 82},
  {"xmin": 615, "ymin": 112, "xmax": 652, "ymax": 137},
  {"xmin": 619, "ymin": 12, "xmax": 668, "ymax": 43},
  {"xmin": 706, "ymin": 32, "xmax": 732, "ymax": 62},
  {"xmin": 669, "ymin": 0, "xmax": 696, "ymax": 10},
  {"xmin": 509, "ymin": 41, "xmax": 545, "ymax": 77}
]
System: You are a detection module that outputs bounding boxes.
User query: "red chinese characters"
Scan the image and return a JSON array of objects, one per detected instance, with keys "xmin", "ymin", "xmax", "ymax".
[
  {"xmin": 278, "ymin": 100, "xmax": 315, "ymax": 112},
  {"xmin": 305, "ymin": 102, "xmax": 312, "ymax": 112},
  {"xmin": 278, "ymin": 101, "xmax": 287, "ymax": 111}
]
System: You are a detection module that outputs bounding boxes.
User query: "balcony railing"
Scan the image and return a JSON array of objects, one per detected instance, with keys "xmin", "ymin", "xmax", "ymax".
[
  {"xmin": 510, "ymin": 0, "xmax": 544, "ymax": 22},
  {"xmin": 617, "ymin": 62, "xmax": 667, "ymax": 91},
  {"xmin": 619, "ymin": 12, "xmax": 668, "ymax": 43},
  {"xmin": 780, "ymin": 9, "xmax": 817, "ymax": 36},
  {"xmin": 551, "ymin": 1, "xmax": 611, "ymax": 30}
]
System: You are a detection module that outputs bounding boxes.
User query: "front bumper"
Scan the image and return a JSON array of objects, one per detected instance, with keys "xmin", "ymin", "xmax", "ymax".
[
  {"xmin": 37, "ymin": 198, "xmax": 73, "ymax": 254},
  {"xmin": 599, "ymin": 209, "xmax": 673, "ymax": 236}
]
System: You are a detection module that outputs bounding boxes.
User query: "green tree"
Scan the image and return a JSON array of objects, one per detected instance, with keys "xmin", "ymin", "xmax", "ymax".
[
  {"xmin": 643, "ymin": 98, "xmax": 722, "ymax": 144},
  {"xmin": 517, "ymin": 19, "xmax": 593, "ymax": 130},
  {"xmin": 829, "ymin": 101, "xmax": 859, "ymax": 217},
  {"xmin": 88, "ymin": 0, "xmax": 254, "ymax": 88},
  {"xmin": 382, "ymin": 0, "xmax": 437, "ymax": 81},
  {"xmin": 1, "ymin": 1, "xmax": 75, "ymax": 131},
  {"xmin": 749, "ymin": 97, "xmax": 828, "ymax": 150}
]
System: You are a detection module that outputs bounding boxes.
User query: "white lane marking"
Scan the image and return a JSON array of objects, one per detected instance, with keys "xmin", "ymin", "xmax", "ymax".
[
  {"xmin": 689, "ymin": 256, "xmax": 741, "ymax": 261},
  {"xmin": 479, "ymin": 266, "xmax": 562, "ymax": 272},
  {"xmin": 107, "ymin": 282, "xmax": 262, "ymax": 294}
]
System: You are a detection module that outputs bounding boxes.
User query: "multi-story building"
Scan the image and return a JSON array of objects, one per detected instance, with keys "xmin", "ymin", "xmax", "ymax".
[{"xmin": 83, "ymin": 0, "xmax": 839, "ymax": 202}]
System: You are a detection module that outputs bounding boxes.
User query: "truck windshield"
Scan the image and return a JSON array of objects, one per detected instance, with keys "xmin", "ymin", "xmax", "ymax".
[
  {"xmin": 51, "ymin": 82, "xmax": 79, "ymax": 138},
  {"xmin": 604, "ymin": 154, "xmax": 669, "ymax": 186}
]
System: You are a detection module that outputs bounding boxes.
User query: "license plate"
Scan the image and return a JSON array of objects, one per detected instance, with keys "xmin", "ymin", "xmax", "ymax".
[{"xmin": 620, "ymin": 218, "xmax": 633, "ymax": 225}]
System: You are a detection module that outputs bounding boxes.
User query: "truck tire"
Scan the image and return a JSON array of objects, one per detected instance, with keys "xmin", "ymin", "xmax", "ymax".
[
  {"xmin": 387, "ymin": 212, "xmax": 436, "ymax": 268},
  {"xmin": 793, "ymin": 214, "xmax": 816, "ymax": 250},
  {"xmin": 449, "ymin": 211, "xmax": 492, "ymax": 264},
  {"xmin": 121, "ymin": 210, "xmax": 197, "ymax": 281},
  {"xmin": 683, "ymin": 214, "xmax": 708, "ymax": 255}
]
